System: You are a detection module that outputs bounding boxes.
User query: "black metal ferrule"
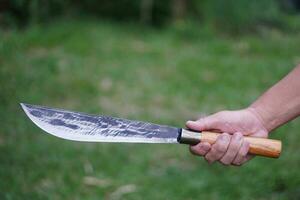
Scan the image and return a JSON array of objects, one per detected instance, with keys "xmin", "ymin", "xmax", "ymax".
[{"xmin": 177, "ymin": 128, "xmax": 183, "ymax": 143}]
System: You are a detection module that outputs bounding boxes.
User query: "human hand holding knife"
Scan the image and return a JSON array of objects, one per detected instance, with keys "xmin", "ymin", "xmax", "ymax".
[
  {"xmin": 186, "ymin": 108, "xmax": 273, "ymax": 166},
  {"xmin": 188, "ymin": 65, "xmax": 300, "ymax": 165}
]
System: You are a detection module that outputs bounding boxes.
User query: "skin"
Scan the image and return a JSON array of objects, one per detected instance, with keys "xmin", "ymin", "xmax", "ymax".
[{"xmin": 187, "ymin": 65, "xmax": 300, "ymax": 166}]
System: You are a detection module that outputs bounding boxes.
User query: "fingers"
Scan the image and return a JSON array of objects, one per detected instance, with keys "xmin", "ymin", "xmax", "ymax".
[
  {"xmin": 205, "ymin": 133, "xmax": 230, "ymax": 164},
  {"xmin": 190, "ymin": 142, "xmax": 211, "ymax": 156},
  {"xmin": 219, "ymin": 132, "xmax": 243, "ymax": 165},
  {"xmin": 190, "ymin": 132, "xmax": 251, "ymax": 166},
  {"xmin": 232, "ymin": 139, "xmax": 250, "ymax": 165}
]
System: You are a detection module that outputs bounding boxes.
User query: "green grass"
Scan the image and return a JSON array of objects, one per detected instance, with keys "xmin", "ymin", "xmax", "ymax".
[{"xmin": 0, "ymin": 20, "xmax": 300, "ymax": 200}]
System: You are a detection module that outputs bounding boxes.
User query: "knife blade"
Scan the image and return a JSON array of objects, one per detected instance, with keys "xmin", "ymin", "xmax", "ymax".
[{"xmin": 21, "ymin": 103, "xmax": 282, "ymax": 158}]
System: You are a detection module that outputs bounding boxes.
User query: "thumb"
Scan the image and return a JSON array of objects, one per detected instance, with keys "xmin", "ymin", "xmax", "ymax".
[{"xmin": 186, "ymin": 115, "xmax": 218, "ymax": 131}]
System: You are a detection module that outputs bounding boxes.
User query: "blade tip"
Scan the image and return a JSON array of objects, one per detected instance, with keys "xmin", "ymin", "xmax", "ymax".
[
  {"xmin": 20, "ymin": 103, "xmax": 32, "ymax": 113},
  {"xmin": 20, "ymin": 103, "xmax": 27, "ymax": 110}
]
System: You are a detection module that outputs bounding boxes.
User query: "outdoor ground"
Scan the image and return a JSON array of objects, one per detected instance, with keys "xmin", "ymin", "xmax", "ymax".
[{"xmin": 0, "ymin": 20, "xmax": 300, "ymax": 200}]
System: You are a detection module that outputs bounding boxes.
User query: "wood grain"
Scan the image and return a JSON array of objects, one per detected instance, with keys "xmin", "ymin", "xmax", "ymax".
[{"xmin": 201, "ymin": 131, "xmax": 281, "ymax": 158}]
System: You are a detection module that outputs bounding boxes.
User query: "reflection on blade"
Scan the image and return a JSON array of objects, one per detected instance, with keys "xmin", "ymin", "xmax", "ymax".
[{"xmin": 21, "ymin": 103, "xmax": 179, "ymax": 143}]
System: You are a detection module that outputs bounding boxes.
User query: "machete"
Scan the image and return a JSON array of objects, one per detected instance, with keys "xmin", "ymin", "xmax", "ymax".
[{"xmin": 21, "ymin": 103, "xmax": 281, "ymax": 158}]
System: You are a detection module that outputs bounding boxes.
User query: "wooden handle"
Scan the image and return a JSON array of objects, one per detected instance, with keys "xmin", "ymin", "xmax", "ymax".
[{"xmin": 201, "ymin": 131, "xmax": 281, "ymax": 158}]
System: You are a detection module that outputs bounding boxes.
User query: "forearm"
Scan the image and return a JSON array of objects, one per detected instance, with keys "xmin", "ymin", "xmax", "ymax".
[{"xmin": 250, "ymin": 65, "xmax": 300, "ymax": 132}]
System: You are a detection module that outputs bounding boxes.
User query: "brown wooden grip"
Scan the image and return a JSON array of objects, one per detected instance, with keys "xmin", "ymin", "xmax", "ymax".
[{"xmin": 201, "ymin": 131, "xmax": 282, "ymax": 158}]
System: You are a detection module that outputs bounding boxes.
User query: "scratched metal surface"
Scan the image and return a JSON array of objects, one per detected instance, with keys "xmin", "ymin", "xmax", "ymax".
[{"xmin": 21, "ymin": 103, "xmax": 179, "ymax": 143}]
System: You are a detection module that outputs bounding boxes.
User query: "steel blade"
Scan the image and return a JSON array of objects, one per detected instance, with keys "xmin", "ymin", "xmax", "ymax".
[{"xmin": 21, "ymin": 103, "xmax": 179, "ymax": 143}]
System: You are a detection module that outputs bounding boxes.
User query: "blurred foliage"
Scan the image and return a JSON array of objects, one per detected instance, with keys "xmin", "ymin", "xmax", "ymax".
[
  {"xmin": 1, "ymin": 1, "xmax": 300, "ymax": 200},
  {"xmin": 0, "ymin": 20, "xmax": 300, "ymax": 199},
  {"xmin": 1, "ymin": 0, "xmax": 300, "ymax": 34},
  {"xmin": 193, "ymin": 0, "xmax": 284, "ymax": 33},
  {"xmin": 0, "ymin": 0, "xmax": 172, "ymax": 27}
]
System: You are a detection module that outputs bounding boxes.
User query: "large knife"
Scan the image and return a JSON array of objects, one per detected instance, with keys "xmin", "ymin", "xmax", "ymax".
[{"xmin": 21, "ymin": 103, "xmax": 281, "ymax": 158}]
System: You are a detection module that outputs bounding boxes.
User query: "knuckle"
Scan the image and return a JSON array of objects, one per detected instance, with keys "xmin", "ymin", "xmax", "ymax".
[{"xmin": 197, "ymin": 118, "xmax": 209, "ymax": 129}]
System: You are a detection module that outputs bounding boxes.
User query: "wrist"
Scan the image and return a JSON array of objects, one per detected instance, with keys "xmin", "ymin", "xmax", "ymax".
[{"xmin": 246, "ymin": 106, "xmax": 273, "ymax": 132}]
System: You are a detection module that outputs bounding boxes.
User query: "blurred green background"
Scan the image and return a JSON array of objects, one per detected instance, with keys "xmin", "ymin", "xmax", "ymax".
[{"xmin": 1, "ymin": 0, "xmax": 300, "ymax": 199}]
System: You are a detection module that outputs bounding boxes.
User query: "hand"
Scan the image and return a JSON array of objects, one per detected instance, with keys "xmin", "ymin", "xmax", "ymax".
[{"xmin": 186, "ymin": 108, "xmax": 269, "ymax": 166}]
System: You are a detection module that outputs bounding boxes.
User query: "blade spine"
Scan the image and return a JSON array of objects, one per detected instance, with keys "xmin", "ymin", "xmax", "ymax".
[{"xmin": 21, "ymin": 103, "xmax": 178, "ymax": 130}]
